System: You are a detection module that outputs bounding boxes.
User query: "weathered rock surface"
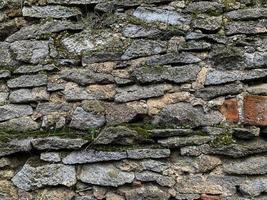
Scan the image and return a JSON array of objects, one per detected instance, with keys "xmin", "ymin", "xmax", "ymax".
[
  {"xmin": 0, "ymin": 117, "xmax": 39, "ymax": 132},
  {"xmin": 9, "ymin": 87, "xmax": 49, "ymax": 103},
  {"xmin": 127, "ymin": 148, "xmax": 171, "ymax": 159},
  {"xmin": 239, "ymin": 178, "xmax": 267, "ymax": 197},
  {"xmin": 78, "ymin": 163, "xmax": 134, "ymax": 187},
  {"xmin": 158, "ymin": 136, "xmax": 212, "ymax": 148},
  {"xmin": 232, "ymin": 127, "xmax": 260, "ymax": 140},
  {"xmin": 135, "ymin": 171, "xmax": 175, "ymax": 187},
  {"xmin": 12, "ymin": 162, "xmax": 76, "ymax": 191},
  {"xmin": 31, "ymin": 137, "xmax": 87, "ymax": 150},
  {"xmin": 7, "ymin": 74, "xmax": 48, "ymax": 89},
  {"xmin": 0, "ymin": 104, "xmax": 33, "ymax": 122},
  {"xmin": 0, "ymin": 139, "xmax": 32, "ymax": 157},
  {"xmin": 225, "ymin": 8, "xmax": 267, "ymax": 20}
]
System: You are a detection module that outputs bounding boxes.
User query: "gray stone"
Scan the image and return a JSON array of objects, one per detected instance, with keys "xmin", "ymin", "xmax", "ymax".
[
  {"xmin": 178, "ymin": 41, "xmax": 212, "ymax": 51},
  {"xmin": 0, "ymin": 104, "xmax": 33, "ymax": 122},
  {"xmin": 47, "ymin": 0, "xmax": 103, "ymax": 4},
  {"xmin": 232, "ymin": 127, "xmax": 260, "ymax": 140},
  {"xmin": 244, "ymin": 52, "xmax": 267, "ymax": 69},
  {"xmin": 247, "ymin": 84, "xmax": 267, "ymax": 95},
  {"xmin": 239, "ymin": 178, "xmax": 267, "ymax": 197},
  {"xmin": 185, "ymin": 1, "xmax": 224, "ymax": 14},
  {"xmin": 14, "ymin": 64, "xmax": 56, "ymax": 74},
  {"xmin": 119, "ymin": 185, "xmax": 170, "ymax": 200},
  {"xmin": 78, "ymin": 163, "xmax": 134, "ymax": 187},
  {"xmin": 60, "ymin": 68, "xmax": 114, "ymax": 85},
  {"xmin": 145, "ymin": 52, "xmax": 201, "ymax": 66},
  {"xmin": 12, "ymin": 162, "xmax": 76, "ymax": 191},
  {"xmin": 22, "ymin": 6, "xmax": 82, "ymax": 18},
  {"xmin": 122, "ymin": 24, "xmax": 162, "ymax": 38},
  {"xmin": 210, "ymin": 138, "xmax": 267, "ymax": 158},
  {"xmin": 0, "ymin": 42, "xmax": 17, "ymax": 68},
  {"xmin": 133, "ymin": 6, "xmax": 190, "ymax": 25},
  {"xmin": 195, "ymin": 83, "xmax": 243, "ymax": 100},
  {"xmin": 223, "ymin": 155, "xmax": 267, "ymax": 175},
  {"xmin": 7, "ymin": 74, "xmax": 47, "ymax": 89},
  {"xmin": 225, "ymin": 8, "xmax": 267, "ymax": 20},
  {"xmin": 180, "ymin": 144, "xmax": 211, "ymax": 157},
  {"xmin": 9, "ymin": 87, "xmax": 49, "ymax": 103},
  {"xmin": 0, "ymin": 139, "xmax": 32, "ymax": 157},
  {"xmin": 6, "ymin": 19, "xmax": 83, "ymax": 42},
  {"xmin": 69, "ymin": 107, "xmax": 105, "ymax": 130},
  {"xmin": 225, "ymin": 21, "xmax": 267, "ymax": 35},
  {"xmin": 205, "ymin": 69, "xmax": 267, "ymax": 85},
  {"xmin": 121, "ymin": 40, "xmax": 167, "ymax": 60},
  {"xmin": 133, "ymin": 65, "xmax": 200, "ymax": 84},
  {"xmin": 186, "ymin": 32, "xmax": 228, "ymax": 44},
  {"xmin": 82, "ymin": 51, "xmax": 122, "ymax": 65},
  {"xmin": 0, "ymin": 92, "xmax": 8, "ymax": 105},
  {"xmin": 138, "ymin": 159, "xmax": 169, "ymax": 173},
  {"xmin": 40, "ymin": 152, "xmax": 61, "ymax": 163},
  {"xmin": 0, "ymin": 117, "xmax": 39, "ymax": 132},
  {"xmin": 193, "ymin": 15, "xmax": 222, "ymax": 32},
  {"xmin": 63, "ymin": 150, "xmax": 127, "ymax": 164},
  {"xmin": 0, "ymin": 70, "xmax": 10, "ymax": 79},
  {"xmin": 175, "ymin": 194, "xmax": 200, "ymax": 200},
  {"xmin": 127, "ymin": 149, "xmax": 170, "ymax": 159},
  {"xmin": 31, "ymin": 137, "xmax": 88, "ymax": 150},
  {"xmin": 10, "ymin": 40, "xmax": 50, "ymax": 64},
  {"xmin": 36, "ymin": 102, "xmax": 72, "ymax": 115},
  {"xmin": 158, "ymin": 136, "xmax": 212, "ymax": 148},
  {"xmin": 94, "ymin": 126, "xmax": 145, "ymax": 145},
  {"xmin": 156, "ymin": 103, "xmax": 223, "ymax": 128},
  {"xmin": 135, "ymin": 171, "xmax": 175, "ymax": 187},
  {"xmin": 115, "ymin": 84, "xmax": 171, "ymax": 103},
  {"xmin": 148, "ymin": 128, "xmax": 193, "ymax": 138}
]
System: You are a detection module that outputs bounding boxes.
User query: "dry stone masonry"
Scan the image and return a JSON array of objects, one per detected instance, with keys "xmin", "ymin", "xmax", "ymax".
[{"xmin": 0, "ymin": 0, "xmax": 266, "ymax": 199}]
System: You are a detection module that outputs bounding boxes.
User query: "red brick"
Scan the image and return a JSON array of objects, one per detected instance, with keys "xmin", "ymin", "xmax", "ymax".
[
  {"xmin": 244, "ymin": 95, "xmax": 267, "ymax": 126},
  {"xmin": 200, "ymin": 194, "xmax": 221, "ymax": 200},
  {"xmin": 219, "ymin": 98, "xmax": 239, "ymax": 123}
]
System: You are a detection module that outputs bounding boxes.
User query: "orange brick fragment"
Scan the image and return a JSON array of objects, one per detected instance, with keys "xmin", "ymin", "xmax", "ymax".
[
  {"xmin": 200, "ymin": 194, "xmax": 221, "ymax": 200},
  {"xmin": 244, "ymin": 95, "xmax": 267, "ymax": 126},
  {"xmin": 219, "ymin": 98, "xmax": 239, "ymax": 123}
]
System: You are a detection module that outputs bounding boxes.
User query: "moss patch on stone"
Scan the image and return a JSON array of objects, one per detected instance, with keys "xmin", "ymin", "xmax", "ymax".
[{"xmin": 210, "ymin": 129, "xmax": 236, "ymax": 147}]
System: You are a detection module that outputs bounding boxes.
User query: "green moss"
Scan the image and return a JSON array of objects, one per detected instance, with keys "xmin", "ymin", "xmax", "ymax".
[
  {"xmin": 222, "ymin": 0, "xmax": 237, "ymax": 10},
  {"xmin": 118, "ymin": 123, "xmax": 155, "ymax": 139},
  {"xmin": 87, "ymin": 127, "xmax": 101, "ymax": 141},
  {"xmin": 210, "ymin": 129, "xmax": 236, "ymax": 147}
]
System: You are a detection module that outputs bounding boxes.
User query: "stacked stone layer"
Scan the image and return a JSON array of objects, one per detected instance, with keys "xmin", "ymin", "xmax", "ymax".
[{"xmin": 0, "ymin": 0, "xmax": 266, "ymax": 199}]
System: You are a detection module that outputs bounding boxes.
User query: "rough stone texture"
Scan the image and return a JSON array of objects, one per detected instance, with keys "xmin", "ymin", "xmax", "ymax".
[
  {"xmin": 12, "ymin": 162, "xmax": 76, "ymax": 191},
  {"xmin": 0, "ymin": 104, "xmax": 33, "ymax": 122},
  {"xmin": 219, "ymin": 98, "xmax": 239, "ymax": 123},
  {"xmin": 7, "ymin": 74, "xmax": 47, "ymax": 89},
  {"xmin": 239, "ymin": 178, "xmax": 267, "ymax": 197},
  {"xmin": 0, "ymin": 117, "xmax": 39, "ymax": 132},
  {"xmin": 127, "ymin": 149, "xmax": 170, "ymax": 159},
  {"xmin": 78, "ymin": 163, "xmax": 134, "ymax": 187},
  {"xmin": 9, "ymin": 87, "xmax": 49, "ymax": 103}
]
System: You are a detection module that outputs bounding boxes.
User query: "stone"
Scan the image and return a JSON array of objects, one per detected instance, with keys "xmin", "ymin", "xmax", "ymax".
[
  {"xmin": 0, "ymin": 139, "xmax": 32, "ymax": 157},
  {"xmin": 6, "ymin": 19, "xmax": 83, "ymax": 42},
  {"xmin": 115, "ymin": 84, "xmax": 171, "ymax": 103},
  {"xmin": 225, "ymin": 8, "xmax": 267, "ymax": 20},
  {"xmin": 0, "ymin": 117, "xmax": 39, "ymax": 132},
  {"xmin": 185, "ymin": 1, "xmax": 224, "ymax": 14},
  {"xmin": 0, "ymin": 180, "xmax": 18, "ymax": 199},
  {"xmin": 223, "ymin": 155, "xmax": 267, "ymax": 175},
  {"xmin": 135, "ymin": 171, "xmax": 175, "ymax": 187},
  {"xmin": 205, "ymin": 69, "xmax": 267, "ymax": 85},
  {"xmin": 210, "ymin": 138, "xmax": 267, "ymax": 158},
  {"xmin": 31, "ymin": 137, "xmax": 87, "ymax": 150},
  {"xmin": 62, "ymin": 150, "xmax": 127, "ymax": 164},
  {"xmin": 127, "ymin": 149, "xmax": 171, "ymax": 159},
  {"xmin": 22, "ymin": 5, "xmax": 82, "ymax": 18},
  {"xmin": 9, "ymin": 87, "xmax": 49, "ymax": 103},
  {"xmin": 106, "ymin": 192, "xmax": 125, "ymax": 200},
  {"xmin": 178, "ymin": 41, "xmax": 212, "ymax": 51},
  {"xmin": 10, "ymin": 40, "xmax": 50, "ymax": 64},
  {"xmin": 192, "ymin": 15, "xmax": 222, "ymax": 32},
  {"xmin": 239, "ymin": 178, "xmax": 267, "ymax": 197},
  {"xmin": 175, "ymin": 194, "xmax": 200, "ymax": 200},
  {"xmin": 82, "ymin": 51, "xmax": 122, "ymax": 64},
  {"xmin": 243, "ymin": 95, "xmax": 267, "ymax": 126},
  {"xmin": 69, "ymin": 107, "xmax": 105, "ymax": 130},
  {"xmin": 158, "ymin": 136, "xmax": 212, "ymax": 148},
  {"xmin": 225, "ymin": 21, "xmax": 267, "ymax": 35},
  {"xmin": 247, "ymin": 84, "xmax": 267, "ymax": 95},
  {"xmin": 122, "ymin": 24, "xmax": 162, "ymax": 39},
  {"xmin": 93, "ymin": 126, "xmax": 145, "ymax": 145},
  {"xmin": 36, "ymin": 102, "xmax": 72, "ymax": 115},
  {"xmin": 133, "ymin": 6, "xmax": 190, "ymax": 25},
  {"xmin": 0, "ymin": 42, "xmax": 18, "ymax": 68},
  {"xmin": 156, "ymin": 103, "xmax": 223, "ymax": 128},
  {"xmin": 145, "ymin": 52, "xmax": 201, "ymax": 66},
  {"xmin": 121, "ymin": 39, "xmax": 167, "ymax": 60},
  {"xmin": 40, "ymin": 152, "xmax": 61, "ymax": 162},
  {"xmin": 36, "ymin": 188, "xmax": 75, "ymax": 200},
  {"xmin": 0, "ymin": 92, "xmax": 8, "ymax": 105},
  {"xmin": 12, "ymin": 162, "xmax": 76, "ymax": 191},
  {"xmin": 200, "ymin": 194, "xmax": 220, "ymax": 200},
  {"xmin": 219, "ymin": 98, "xmax": 239, "ymax": 123},
  {"xmin": 133, "ymin": 65, "xmax": 200, "ymax": 84},
  {"xmin": 0, "ymin": 104, "xmax": 33, "ymax": 122},
  {"xmin": 78, "ymin": 163, "xmax": 134, "ymax": 187},
  {"xmin": 195, "ymin": 83, "xmax": 243, "ymax": 100},
  {"xmin": 7, "ymin": 74, "xmax": 47, "ymax": 89},
  {"xmin": 14, "ymin": 64, "xmax": 56, "ymax": 74},
  {"xmin": 180, "ymin": 144, "xmax": 211, "ymax": 157},
  {"xmin": 149, "ymin": 128, "xmax": 193, "ymax": 138},
  {"xmin": 0, "ymin": 70, "xmax": 10, "ymax": 79},
  {"xmin": 119, "ymin": 185, "xmax": 170, "ymax": 200},
  {"xmin": 232, "ymin": 127, "xmax": 260, "ymax": 140}
]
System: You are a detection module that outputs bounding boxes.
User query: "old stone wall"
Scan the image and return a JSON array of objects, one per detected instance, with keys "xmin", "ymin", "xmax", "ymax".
[{"xmin": 0, "ymin": 0, "xmax": 266, "ymax": 199}]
